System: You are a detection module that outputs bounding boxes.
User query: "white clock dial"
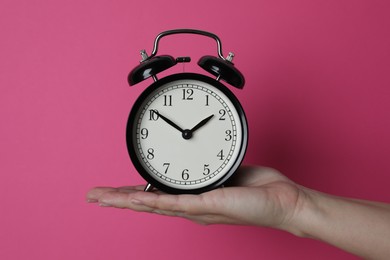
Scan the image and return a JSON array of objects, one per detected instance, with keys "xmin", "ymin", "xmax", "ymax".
[{"xmin": 127, "ymin": 73, "xmax": 247, "ymax": 193}]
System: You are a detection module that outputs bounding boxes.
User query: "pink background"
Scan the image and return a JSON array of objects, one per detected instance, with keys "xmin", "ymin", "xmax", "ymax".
[{"xmin": 1, "ymin": 0, "xmax": 389, "ymax": 259}]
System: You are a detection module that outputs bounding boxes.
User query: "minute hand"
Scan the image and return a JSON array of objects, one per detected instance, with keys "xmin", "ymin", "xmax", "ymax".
[
  {"xmin": 190, "ymin": 114, "xmax": 214, "ymax": 133},
  {"xmin": 153, "ymin": 110, "xmax": 184, "ymax": 133}
]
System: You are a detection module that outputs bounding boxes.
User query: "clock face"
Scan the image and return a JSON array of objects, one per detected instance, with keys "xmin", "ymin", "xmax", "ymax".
[{"xmin": 126, "ymin": 73, "xmax": 248, "ymax": 194}]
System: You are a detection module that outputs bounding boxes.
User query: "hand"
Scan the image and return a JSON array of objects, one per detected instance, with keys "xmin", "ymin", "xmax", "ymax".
[
  {"xmin": 154, "ymin": 111, "xmax": 214, "ymax": 140},
  {"xmin": 152, "ymin": 110, "xmax": 184, "ymax": 133},
  {"xmin": 190, "ymin": 114, "xmax": 214, "ymax": 133},
  {"xmin": 87, "ymin": 166, "xmax": 390, "ymax": 259},
  {"xmin": 86, "ymin": 165, "xmax": 303, "ymax": 228}
]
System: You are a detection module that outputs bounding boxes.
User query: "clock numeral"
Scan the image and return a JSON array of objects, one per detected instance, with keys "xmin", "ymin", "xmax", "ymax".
[
  {"xmin": 163, "ymin": 95, "xmax": 172, "ymax": 106},
  {"xmin": 140, "ymin": 128, "xmax": 149, "ymax": 139},
  {"xmin": 149, "ymin": 109, "xmax": 159, "ymax": 121},
  {"xmin": 203, "ymin": 164, "xmax": 210, "ymax": 175},
  {"xmin": 182, "ymin": 89, "xmax": 194, "ymax": 100},
  {"xmin": 205, "ymin": 95, "xmax": 209, "ymax": 106},
  {"xmin": 217, "ymin": 149, "xmax": 225, "ymax": 160},
  {"xmin": 219, "ymin": 109, "xmax": 226, "ymax": 120},
  {"xmin": 182, "ymin": 169, "xmax": 190, "ymax": 180},
  {"xmin": 163, "ymin": 162, "xmax": 170, "ymax": 174},
  {"xmin": 225, "ymin": 130, "xmax": 232, "ymax": 141},
  {"xmin": 147, "ymin": 148, "xmax": 155, "ymax": 160}
]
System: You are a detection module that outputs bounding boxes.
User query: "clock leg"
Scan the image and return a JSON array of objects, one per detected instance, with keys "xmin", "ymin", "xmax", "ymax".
[{"xmin": 144, "ymin": 183, "xmax": 154, "ymax": 192}]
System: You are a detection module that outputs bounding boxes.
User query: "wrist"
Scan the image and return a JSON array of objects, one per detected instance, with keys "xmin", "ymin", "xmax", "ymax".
[{"xmin": 278, "ymin": 185, "xmax": 323, "ymax": 238}]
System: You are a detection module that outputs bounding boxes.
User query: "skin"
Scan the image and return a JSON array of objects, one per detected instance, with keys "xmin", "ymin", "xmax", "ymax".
[{"xmin": 87, "ymin": 165, "xmax": 390, "ymax": 259}]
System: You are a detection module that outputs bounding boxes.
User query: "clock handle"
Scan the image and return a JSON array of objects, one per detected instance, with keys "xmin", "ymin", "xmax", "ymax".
[{"xmin": 149, "ymin": 29, "xmax": 226, "ymax": 61}]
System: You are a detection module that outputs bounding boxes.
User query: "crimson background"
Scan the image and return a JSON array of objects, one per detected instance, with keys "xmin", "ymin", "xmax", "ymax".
[{"xmin": 1, "ymin": 0, "xmax": 389, "ymax": 259}]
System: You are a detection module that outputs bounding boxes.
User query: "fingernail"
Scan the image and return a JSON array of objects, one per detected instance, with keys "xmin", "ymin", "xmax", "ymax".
[
  {"xmin": 86, "ymin": 199, "xmax": 98, "ymax": 203},
  {"xmin": 131, "ymin": 199, "xmax": 143, "ymax": 205},
  {"xmin": 99, "ymin": 202, "xmax": 112, "ymax": 207}
]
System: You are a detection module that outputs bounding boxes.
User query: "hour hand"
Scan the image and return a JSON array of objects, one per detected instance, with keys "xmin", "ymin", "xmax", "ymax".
[
  {"xmin": 152, "ymin": 110, "xmax": 184, "ymax": 133},
  {"xmin": 190, "ymin": 114, "xmax": 214, "ymax": 133}
]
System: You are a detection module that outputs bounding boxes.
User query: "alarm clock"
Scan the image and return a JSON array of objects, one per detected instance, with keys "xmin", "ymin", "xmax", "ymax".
[{"xmin": 126, "ymin": 29, "xmax": 248, "ymax": 194}]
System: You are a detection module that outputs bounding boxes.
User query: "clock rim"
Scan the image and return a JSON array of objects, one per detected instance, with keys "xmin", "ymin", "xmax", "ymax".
[{"xmin": 126, "ymin": 73, "xmax": 248, "ymax": 194}]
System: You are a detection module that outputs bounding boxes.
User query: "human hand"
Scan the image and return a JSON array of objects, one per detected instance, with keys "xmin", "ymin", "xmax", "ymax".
[
  {"xmin": 87, "ymin": 165, "xmax": 390, "ymax": 259},
  {"xmin": 86, "ymin": 166, "xmax": 304, "ymax": 229}
]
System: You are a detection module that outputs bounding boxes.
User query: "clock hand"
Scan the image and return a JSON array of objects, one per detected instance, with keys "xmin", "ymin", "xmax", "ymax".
[
  {"xmin": 152, "ymin": 110, "xmax": 184, "ymax": 133},
  {"xmin": 190, "ymin": 114, "xmax": 214, "ymax": 133}
]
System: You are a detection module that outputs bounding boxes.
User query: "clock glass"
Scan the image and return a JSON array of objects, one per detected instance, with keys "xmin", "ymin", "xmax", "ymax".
[{"xmin": 127, "ymin": 73, "xmax": 247, "ymax": 193}]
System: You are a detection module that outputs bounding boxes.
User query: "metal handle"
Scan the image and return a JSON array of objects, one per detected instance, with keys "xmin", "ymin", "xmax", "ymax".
[{"xmin": 149, "ymin": 29, "xmax": 226, "ymax": 60}]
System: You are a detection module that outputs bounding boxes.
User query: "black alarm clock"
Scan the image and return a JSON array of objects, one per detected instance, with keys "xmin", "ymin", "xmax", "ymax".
[{"xmin": 126, "ymin": 29, "xmax": 248, "ymax": 194}]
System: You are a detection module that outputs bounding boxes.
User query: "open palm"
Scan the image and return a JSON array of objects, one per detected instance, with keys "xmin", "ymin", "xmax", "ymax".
[{"xmin": 87, "ymin": 166, "xmax": 303, "ymax": 228}]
